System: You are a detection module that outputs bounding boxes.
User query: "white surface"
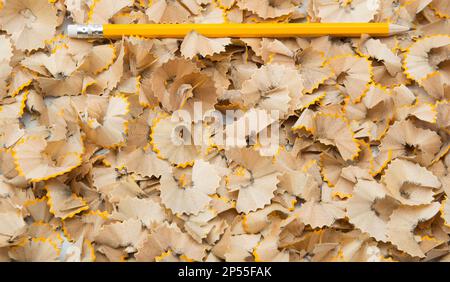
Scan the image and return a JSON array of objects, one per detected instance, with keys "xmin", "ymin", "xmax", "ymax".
[{"xmin": 66, "ymin": 25, "xmax": 78, "ymax": 37}]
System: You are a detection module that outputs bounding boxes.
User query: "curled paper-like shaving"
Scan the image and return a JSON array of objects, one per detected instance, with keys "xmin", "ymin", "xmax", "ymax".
[
  {"xmin": 12, "ymin": 134, "xmax": 83, "ymax": 182},
  {"xmin": 326, "ymin": 54, "xmax": 373, "ymax": 103},
  {"xmin": 241, "ymin": 63, "xmax": 304, "ymax": 117},
  {"xmin": 146, "ymin": 0, "xmax": 200, "ymax": 23},
  {"xmin": 8, "ymin": 238, "xmax": 60, "ymax": 262},
  {"xmin": 237, "ymin": 0, "xmax": 301, "ymax": 19},
  {"xmin": 0, "ymin": 0, "xmax": 448, "ymax": 262},
  {"xmin": 387, "ymin": 203, "xmax": 441, "ymax": 258},
  {"xmin": 315, "ymin": 0, "xmax": 380, "ymax": 22},
  {"xmin": 181, "ymin": 31, "xmax": 231, "ymax": 59},
  {"xmin": 88, "ymin": 0, "xmax": 133, "ymax": 24},
  {"xmin": 346, "ymin": 180, "xmax": 395, "ymax": 242},
  {"xmin": 0, "ymin": 0, "xmax": 58, "ymax": 51},
  {"xmin": 159, "ymin": 160, "xmax": 221, "ymax": 215},
  {"xmin": 382, "ymin": 159, "xmax": 441, "ymax": 206},
  {"xmin": 403, "ymin": 35, "xmax": 450, "ymax": 82},
  {"xmin": 226, "ymin": 148, "xmax": 281, "ymax": 214}
]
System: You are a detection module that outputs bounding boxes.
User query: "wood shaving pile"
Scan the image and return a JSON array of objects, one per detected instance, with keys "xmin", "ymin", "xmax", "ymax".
[{"xmin": 0, "ymin": 0, "xmax": 449, "ymax": 262}]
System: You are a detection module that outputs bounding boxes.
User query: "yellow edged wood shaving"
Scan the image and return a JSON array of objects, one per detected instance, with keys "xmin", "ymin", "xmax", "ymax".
[{"xmin": 0, "ymin": 0, "xmax": 449, "ymax": 262}]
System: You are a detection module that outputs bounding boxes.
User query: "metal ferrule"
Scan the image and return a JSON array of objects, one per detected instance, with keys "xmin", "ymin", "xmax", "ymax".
[{"xmin": 67, "ymin": 24, "xmax": 103, "ymax": 38}]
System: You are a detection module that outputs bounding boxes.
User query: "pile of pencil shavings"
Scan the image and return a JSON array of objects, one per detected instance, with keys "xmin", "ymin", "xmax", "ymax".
[{"xmin": 0, "ymin": 0, "xmax": 449, "ymax": 262}]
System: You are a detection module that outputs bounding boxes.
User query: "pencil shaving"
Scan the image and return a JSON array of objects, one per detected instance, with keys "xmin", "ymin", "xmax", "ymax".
[{"xmin": 0, "ymin": 0, "xmax": 449, "ymax": 262}]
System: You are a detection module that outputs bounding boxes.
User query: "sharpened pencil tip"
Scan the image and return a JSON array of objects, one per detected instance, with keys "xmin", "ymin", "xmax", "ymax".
[{"xmin": 389, "ymin": 24, "xmax": 410, "ymax": 35}]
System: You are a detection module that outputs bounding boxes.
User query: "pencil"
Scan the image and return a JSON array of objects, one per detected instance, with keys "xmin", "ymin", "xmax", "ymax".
[{"xmin": 66, "ymin": 23, "xmax": 409, "ymax": 39}]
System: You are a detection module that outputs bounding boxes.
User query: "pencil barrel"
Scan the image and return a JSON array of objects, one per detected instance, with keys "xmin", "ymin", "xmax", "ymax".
[{"xmin": 102, "ymin": 23, "xmax": 391, "ymax": 38}]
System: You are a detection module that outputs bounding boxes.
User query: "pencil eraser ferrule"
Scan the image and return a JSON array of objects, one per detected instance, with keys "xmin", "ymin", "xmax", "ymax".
[{"xmin": 66, "ymin": 24, "xmax": 103, "ymax": 38}]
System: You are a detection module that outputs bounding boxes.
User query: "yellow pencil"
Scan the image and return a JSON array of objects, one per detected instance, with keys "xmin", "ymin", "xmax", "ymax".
[{"xmin": 67, "ymin": 23, "xmax": 409, "ymax": 39}]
